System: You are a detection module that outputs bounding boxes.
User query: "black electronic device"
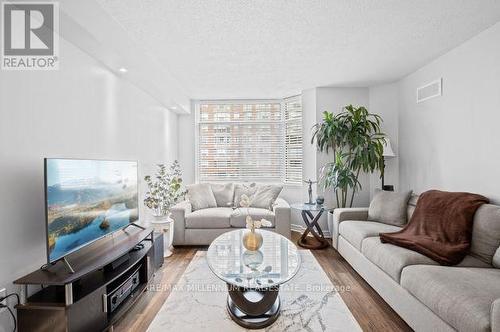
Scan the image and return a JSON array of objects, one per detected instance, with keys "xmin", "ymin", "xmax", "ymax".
[{"xmin": 107, "ymin": 266, "xmax": 141, "ymax": 313}]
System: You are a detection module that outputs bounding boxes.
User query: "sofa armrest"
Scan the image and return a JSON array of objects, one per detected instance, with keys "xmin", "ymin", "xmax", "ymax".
[
  {"xmin": 333, "ymin": 207, "xmax": 369, "ymax": 223},
  {"xmin": 273, "ymin": 198, "xmax": 291, "ymax": 239},
  {"xmin": 171, "ymin": 200, "xmax": 191, "ymax": 245},
  {"xmin": 492, "ymin": 298, "xmax": 500, "ymax": 332},
  {"xmin": 331, "ymin": 207, "xmax": 369, "ymax": 249}
]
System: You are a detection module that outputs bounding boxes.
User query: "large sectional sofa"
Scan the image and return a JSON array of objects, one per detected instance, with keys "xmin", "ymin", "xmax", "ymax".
[
  {"xmin": 171, "ymin": 183, "xmax": 291, "ymax": 245},
  {"xmin": 332, "ymin": 194, "xmax": 500, "ymax": 332}
]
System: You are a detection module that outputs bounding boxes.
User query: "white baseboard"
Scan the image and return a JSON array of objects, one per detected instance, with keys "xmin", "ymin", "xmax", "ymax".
[{"xmin": 291, "ymin": 223, "xmax": 332, "ymax": 238}]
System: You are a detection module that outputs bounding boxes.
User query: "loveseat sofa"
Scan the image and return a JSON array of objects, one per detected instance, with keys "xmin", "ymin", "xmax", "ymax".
[
  {"xmin": 171, "ymin": 183, "xmax": 291, "ymax": 245},
  {"xmin": 332, "ymin": 194, "xmax": 500, "ymax": 332}
]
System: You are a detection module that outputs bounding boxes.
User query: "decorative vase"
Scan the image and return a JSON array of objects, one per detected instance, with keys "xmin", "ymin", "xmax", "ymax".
[{"xmin": 242, "ymin": 229, "xmax": 263, "ymax": 251}]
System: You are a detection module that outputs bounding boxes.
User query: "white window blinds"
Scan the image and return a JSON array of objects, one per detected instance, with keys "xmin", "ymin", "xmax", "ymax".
[
  {"xmin": 198, "ymin": 102, "xmax": 283, "ymax": 182},
  {"xmin": 283, "ymin": 96, "xmax": 303, "ymax": 184},
  {"xmin": 197, "ymin": 99, "xmax": 302, "ymax": 184}
]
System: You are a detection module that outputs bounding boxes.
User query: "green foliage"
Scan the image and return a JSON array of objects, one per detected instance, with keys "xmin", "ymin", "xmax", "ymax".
[
  {"xmin": 144, "ymin": 160, "xmax": 186, "ymax": 216},
  {"xmin": 312, "ymin": 105, "xmax": 386, "ymax": 207}
]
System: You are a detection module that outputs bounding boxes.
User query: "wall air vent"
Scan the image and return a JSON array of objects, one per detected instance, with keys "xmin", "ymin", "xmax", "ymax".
[{"xmin": 416, "ymin": 78, "xmax": 442, "ymax": 103}]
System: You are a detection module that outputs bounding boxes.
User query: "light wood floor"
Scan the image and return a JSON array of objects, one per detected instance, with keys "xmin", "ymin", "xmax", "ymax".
[{"xmin": 114, "ymin": 232, "xmax": 412, "ymax": 332}]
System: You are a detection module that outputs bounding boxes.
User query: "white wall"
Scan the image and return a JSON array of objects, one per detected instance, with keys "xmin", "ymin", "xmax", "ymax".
[
  {"xmin": 0, "ymin": 37, "xmax": 178, "ymax": 329},
  {"xmin": 368, "ymin": 83, "xmax": 400, "ymax": 198},
  {"xmin": 397, "ymin": 22, "xmax": 500, "ymax": 203},
  {"xmin": 178, "ymin": 101, "xmax": 197, "ymax": 185}
]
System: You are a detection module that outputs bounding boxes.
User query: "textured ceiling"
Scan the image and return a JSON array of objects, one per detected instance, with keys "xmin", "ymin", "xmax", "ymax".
[{"xmin": 96, "ymin": 0, "xmax": 500, "ymax": 99}]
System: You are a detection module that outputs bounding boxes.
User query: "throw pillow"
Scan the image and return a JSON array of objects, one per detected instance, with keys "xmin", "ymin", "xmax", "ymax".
[
  {"xmin": 368, "ymin": 189, "xmax": 412, "ymax": 226},
  {"xmin": 493, "ymin": 247, "xmax": 500, "ymax": 268},
  {"xmin": 186, "ymin": 183, "xmax": 217, "ymax": 211},
  {"xmin": 210, "ymin": 183, "xmax": 235, "ymax": 207},
  {"xmin": 250, "ymin": 184, "xmax": 283, "ymax": 210},
  {"xmin": 469, "ymin": 204, "xmax": 500, "ymax": 264},
  {"xmin": 233, "ymin": 183, "xmax": 257, "ymax": 207}
]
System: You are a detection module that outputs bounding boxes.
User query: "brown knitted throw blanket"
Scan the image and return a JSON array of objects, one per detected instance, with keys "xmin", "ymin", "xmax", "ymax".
[{"xmin": 380, "ymin": 190, "xmax": 489, "ymax": 265}]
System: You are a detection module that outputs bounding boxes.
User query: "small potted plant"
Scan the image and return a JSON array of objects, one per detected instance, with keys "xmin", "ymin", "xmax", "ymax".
[{"xmin": 144, "ymin": 160, "xmax": 186, "ymax": 218}]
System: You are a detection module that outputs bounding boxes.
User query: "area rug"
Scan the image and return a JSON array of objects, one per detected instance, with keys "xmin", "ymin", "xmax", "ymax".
[{"xmin": 147, "ymin": 250, "xmax": 361, "ymax": 331}]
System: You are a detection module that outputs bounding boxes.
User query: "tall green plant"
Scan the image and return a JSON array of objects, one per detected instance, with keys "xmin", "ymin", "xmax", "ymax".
[{"xmin": 312, "ymin": 105, "xmax": 386, "ymax": 208}]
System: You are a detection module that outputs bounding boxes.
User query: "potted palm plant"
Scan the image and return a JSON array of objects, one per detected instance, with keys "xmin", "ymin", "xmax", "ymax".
[{"xmin": 312, "ymin": 105, "xmax": 386, "ymax": 208}]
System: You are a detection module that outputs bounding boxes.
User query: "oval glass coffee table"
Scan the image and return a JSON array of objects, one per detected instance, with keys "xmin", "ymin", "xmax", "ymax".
[{"xmin": 207, "ymin": 229, "xmax": 300, "ymax": 329}]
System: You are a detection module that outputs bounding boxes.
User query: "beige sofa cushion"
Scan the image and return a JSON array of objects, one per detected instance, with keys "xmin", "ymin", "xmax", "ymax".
[
  {"xmin": 401, "ymin": 265, "xmax": 500, "ymax": 332},
  {"xmin": 210, "ymin": 183, "xmax": 235, "ymax": 207},
  {"xmin": 368, "ymin": 190, "xmax": 412, "ymax": 226},
  {"xmin": 339, "ymin": 221, "xmax": 401, "ymax": 251},
  {"xmin": 470, "ymin": 204, "xmax": 500, "ymax": 264},
  {"xmin": 230, "ymin": 208, "xmax": 275, "ymax": 228},
  {"xmin": 362, "ymin": 237, "xmax": 438, "ymax": 282},
  {"xmin": 250, "ymin": 184, "xmax": 283, "ymax": 210},
  {"xmin": 186, "ymin": 183, "xmax": 217, "ymax": 211},
  {"xmin": 185, "ymin": 207, "xmax": 232, "ymax": 229}
]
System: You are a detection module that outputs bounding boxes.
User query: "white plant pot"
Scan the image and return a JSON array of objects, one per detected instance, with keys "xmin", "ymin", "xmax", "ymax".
[{"xmin": 149, "ymin": 214, "xmax": 174, "ymax": 257}]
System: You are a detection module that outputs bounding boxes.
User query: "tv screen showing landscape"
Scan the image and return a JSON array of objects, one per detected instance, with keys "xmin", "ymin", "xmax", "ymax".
[{"xmin": 45, "ymin": 159, "xmax": 139, "ymax": 263}]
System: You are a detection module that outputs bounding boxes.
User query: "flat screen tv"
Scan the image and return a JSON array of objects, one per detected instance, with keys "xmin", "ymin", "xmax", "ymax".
[{"xmin": 44, "ymin": 158, "xmax": 139, "ymax": 263}]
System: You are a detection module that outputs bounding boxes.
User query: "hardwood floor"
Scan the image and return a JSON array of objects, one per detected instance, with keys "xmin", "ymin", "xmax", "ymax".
[{"xmin": 113, "ymin": 232, "xmax": 412, "ymax": 332}]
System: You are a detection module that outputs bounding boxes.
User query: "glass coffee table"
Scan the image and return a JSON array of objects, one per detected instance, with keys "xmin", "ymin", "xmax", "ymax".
[{"xmin": 207, "ymin": 229, "xmax": 300, "ymax": 329}]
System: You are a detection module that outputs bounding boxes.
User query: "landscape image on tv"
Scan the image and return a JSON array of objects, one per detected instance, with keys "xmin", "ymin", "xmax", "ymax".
[{"xmin": 45, "ymin": 159, "xmax": 138, "ymax": 262}]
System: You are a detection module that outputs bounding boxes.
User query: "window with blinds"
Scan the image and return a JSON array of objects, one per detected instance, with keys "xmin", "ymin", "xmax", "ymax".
[
  {"xmin": 283, "ymin": 96, "xmax": 303, "ymax": 184},
  {"xmin": 197, "ymin": 99, "xmax": 302, "ymax": 184}
]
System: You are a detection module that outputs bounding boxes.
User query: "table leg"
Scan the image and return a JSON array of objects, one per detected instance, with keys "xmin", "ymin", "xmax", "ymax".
[
  {"xmin": 226, "ymin": 284, "xmax": 280, "ymax": 329},
  {"xmin": 297, "ymin": 209, "xmax": 329, "ymax": 249}
]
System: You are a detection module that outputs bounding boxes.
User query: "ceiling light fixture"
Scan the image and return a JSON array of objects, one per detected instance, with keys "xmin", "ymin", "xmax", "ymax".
[{"xmin": 118, "ymin": 67, "xmax": 128, "ymax": 73}]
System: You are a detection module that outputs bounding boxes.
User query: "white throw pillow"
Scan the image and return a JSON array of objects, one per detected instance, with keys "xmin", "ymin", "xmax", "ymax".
[
  {"xmin": 233, "ymin": 183, "xmax": 257, "ymax": 207},
  {"xmin": 186, "ymin": 183, "xmax": 217, "ymax": 211},
  {"xmin": 210, "ymin": 183, "xmax": 235, "ymax": 207},
  {"xmin": 250, "ymin": 185, "xmax": 283, "ymax": 210},
  {"xmin": 368, "ymin": 189, "xmax": 412, "ymax": 226}
]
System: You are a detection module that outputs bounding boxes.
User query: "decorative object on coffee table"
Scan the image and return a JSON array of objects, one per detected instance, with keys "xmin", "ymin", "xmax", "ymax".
[
  {"xmin": 381, "ymin": 139, "xmax": 396, "ymax": 191},
  {"xmin": 291, "ymin": 203, "xmax": 331, "ymax": 249},
  {"xmin": 207, "ymin": 229, "xmax": 300, "ymax": 329},
  {"xmin": 303, "ymin": 179, "xmax": 317, "ymax": 205},
  {"xmin": 239, "ymin": 194, "xmax": 272, "ymax": 251}
]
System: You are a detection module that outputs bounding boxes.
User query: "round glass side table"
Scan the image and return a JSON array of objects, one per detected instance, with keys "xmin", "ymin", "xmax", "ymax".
[{"xmin": 291, "ymin": 203, "xmax": 332, "ymax": 249}]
